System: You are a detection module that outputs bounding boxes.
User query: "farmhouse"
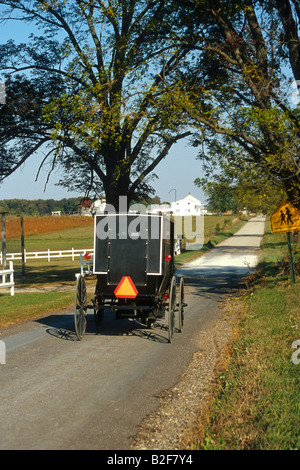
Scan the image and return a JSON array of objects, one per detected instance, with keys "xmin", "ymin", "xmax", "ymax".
[
  {"xmin": 80, "ymin": 193, "xmax": 207, "ymax": 216},
  {"xmin": 147, "ymin": 201, "xmax": 171, "ymax": 215},
  {"xmin": 148, "ymin": 193, "xmax": 206, "ymax": 216},
  {"xmin": 171, "ymin": 193, "xmax": 206, "ymax": 216}
]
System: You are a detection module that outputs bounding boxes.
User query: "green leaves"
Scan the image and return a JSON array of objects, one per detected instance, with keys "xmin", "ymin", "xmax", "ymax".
[
  {"xmin": 0, "ymin": 0, "xmax": 196, "ymax": 203},
  {"xmin": 2, "ymin": 0, "xmax": 299, "ymax": 206},
  {"xmin": 178, "ymin": 0, "xmax": 300, "ymax": 205}
]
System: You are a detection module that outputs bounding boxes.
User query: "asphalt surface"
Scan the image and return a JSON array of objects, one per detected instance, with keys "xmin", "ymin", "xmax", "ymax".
[{"xmin": 0, "ymin": 216, "xmax": 265, "ymax": 450}]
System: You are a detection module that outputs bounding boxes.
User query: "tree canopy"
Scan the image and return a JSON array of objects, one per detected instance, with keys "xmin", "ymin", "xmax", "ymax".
[
  {"xmin": 1, "ymin": 0, "xmax": 300, "ymax": 211},
  {"xmin": 177, "ymin": 0, "xmax": 300, "ymax": 208},
  {"xmin": 0, "ymin": 0, "xmax": 195, "ymax": 207}
]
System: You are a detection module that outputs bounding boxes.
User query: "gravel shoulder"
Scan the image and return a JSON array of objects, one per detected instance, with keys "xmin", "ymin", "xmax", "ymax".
[{"xmin": 131, "ymin": 294, "xmax": 242, "ymax": 450}]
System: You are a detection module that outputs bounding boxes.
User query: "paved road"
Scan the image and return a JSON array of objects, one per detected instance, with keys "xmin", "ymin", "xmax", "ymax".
[
  {"xmin": 0, "ymin": 216, "xmax": 265, "ymax": 450},
  {"xmin": 177, "ymin": 215, "xmax": 266, "ymax": 285}
]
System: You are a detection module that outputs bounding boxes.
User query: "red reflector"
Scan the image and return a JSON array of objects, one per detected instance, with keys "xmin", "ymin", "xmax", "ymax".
[
  {"xmin": 164, "ymin": 293, "xmax": 169, "ymax": 299},
  {"xmin": 114, "ymin": 276, "xmax": 138, "ymax": 299},
  {"xmin": 84, "ymin": 252, "xmax": 91, "ymax": 260},
  {"xmin": 165, "ymin": 254, "xmax": 172, "ymax": 261}
]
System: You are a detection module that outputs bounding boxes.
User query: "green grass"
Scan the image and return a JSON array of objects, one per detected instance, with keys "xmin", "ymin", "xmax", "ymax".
[
  {"xmin": 188, "ymin": 220, "xmax": 300, "ymax": 450},
  {"xmin": 253, "ymin": 227, "xmax": 300, "ymax": 286},
  {"xmin": 0, "ymin": 291, "xmax": 74, "ymax": 329},
  {"xmin": 0, "ymin": 223, "xmax": 95, "ymax": 328},
  {"xmin": 5, "ymin": 223, "xmax": 95, "ymax": 287},
  {"xmin": 6, "ymin": 223, "xmax": 94, "ymax": 253}
]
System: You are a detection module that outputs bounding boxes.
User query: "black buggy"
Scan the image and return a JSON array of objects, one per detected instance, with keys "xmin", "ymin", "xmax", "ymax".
[{"xmin": 74, "ymin": 212, "xmax": 186, "ymax": 342}]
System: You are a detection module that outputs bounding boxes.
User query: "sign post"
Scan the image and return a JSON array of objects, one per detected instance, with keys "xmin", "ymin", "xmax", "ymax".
[
  {"xmin": 270, "ymin": 200, "xmax": 300, "ymax": 284},
  {"xmin": 287, "ymin": 232, "xmax": 296, "ymax": 284}
]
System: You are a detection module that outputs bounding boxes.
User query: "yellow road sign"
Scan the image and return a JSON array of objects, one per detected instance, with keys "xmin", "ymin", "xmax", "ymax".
[{"xmin": 270, "ymin": 200, "xmax": 300, "ymax": 233}]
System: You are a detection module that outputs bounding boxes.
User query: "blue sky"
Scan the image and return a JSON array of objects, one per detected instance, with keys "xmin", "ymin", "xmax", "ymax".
[
  {"xmin": 0, "ymin": 138, "xmax": 207, "ymax": 204},
  {"xmin": 0, "ymin": 8, "xmax": 207, "ymax": 205}
]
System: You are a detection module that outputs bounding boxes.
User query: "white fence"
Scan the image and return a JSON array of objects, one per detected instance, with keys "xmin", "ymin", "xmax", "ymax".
[
  {"xmin": 0, "ymin": 248, "xmax": 94, "ymax": 264},
  {"xmin": 0, "ymin": 261, "xmax": 14, "ymax": 296}
]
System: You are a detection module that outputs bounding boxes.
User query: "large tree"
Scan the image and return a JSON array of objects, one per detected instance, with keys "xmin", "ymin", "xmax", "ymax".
[
  {"xmin": 173, "ymin": 0, "xmax": 300, "ymax": 207},
  {"xmin": 0, "ymin": 0, "xmax": 194, "ymax": 207}
]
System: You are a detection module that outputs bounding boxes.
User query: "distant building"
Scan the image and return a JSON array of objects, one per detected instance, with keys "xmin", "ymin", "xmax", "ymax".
[
  {"xmin": 80, "ymin": 193, "xmax": 208, "ymax": 216},
  {"xmin": 147, "ymin": 201, "xmax": 172, "ymax": 215},
  {"xmin": 81, "ymin": 197, "xmax": 106, "ymax": 216},
  {"xmin": 147, "ymin": 193, "xmax": 207, "ymax": 216},
  {"xmin": 171, "ymin": 193, "xmax": 206, "ymax": 216},
  {"xmin": 51, "ymin": 211, "xmax": 61, "ymax": 216},
  {"xmin": 92, "ymin": 198, "xmax": 106, "ymax": 215}
]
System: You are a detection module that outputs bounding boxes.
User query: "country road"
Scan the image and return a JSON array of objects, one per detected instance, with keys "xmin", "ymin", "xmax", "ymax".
[{"xmin": 0, "ymin": 216, "xmax": 265, "ymax": 450}]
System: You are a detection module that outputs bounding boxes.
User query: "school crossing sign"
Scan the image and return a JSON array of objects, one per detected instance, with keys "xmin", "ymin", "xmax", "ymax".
[
  {"xmin": 270, "ymin": 200, "xmax": 300, "ymax": 233},
  {"xmin": 270, "ymin": 199, "xmax": 299, "ymax": 284}
]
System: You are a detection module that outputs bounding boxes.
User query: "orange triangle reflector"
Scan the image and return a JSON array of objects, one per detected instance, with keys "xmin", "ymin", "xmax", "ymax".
[{"xmin": 114, "ymin": 276, "xmax": 138, "ymax": 299}]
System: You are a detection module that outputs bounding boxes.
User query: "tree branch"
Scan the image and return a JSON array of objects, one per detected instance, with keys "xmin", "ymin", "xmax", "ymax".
[
  {"xmin": 129, "ymin": 131, "xmax": 192, "ymax": 194},
  {"xmin": 0, "ymin": 137, "xmax": 50, "ymax": 182}
]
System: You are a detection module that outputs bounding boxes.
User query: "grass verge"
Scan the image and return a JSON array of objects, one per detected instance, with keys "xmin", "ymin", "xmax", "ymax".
[
  {"xmin": 0, "ymin": 291, "xmax": 74, "ymax": 329},
  {"xmin": 186, "ymin": 221, "xmax": 300, "ymax": 450}
]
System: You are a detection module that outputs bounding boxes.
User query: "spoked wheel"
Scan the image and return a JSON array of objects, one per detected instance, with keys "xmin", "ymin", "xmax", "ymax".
[
  {"xmin": 168, "ymin": 275, "xmax": 176, "ymax": 343},
  {"xmin": 74, "ymin": 275, "xmax": 87, "ymax": 340},
  {"xmin": 178, "ymin": 277, "xmax": 185, "ymax": 332}
]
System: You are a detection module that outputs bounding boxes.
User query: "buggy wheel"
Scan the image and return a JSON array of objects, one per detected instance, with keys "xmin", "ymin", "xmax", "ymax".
[
  {"xmin": 178, "ymin": 277, "xmax": 185, "ymax": 332},
  {"xmin": 74, "ymin": 275, "xmax": 87, "ymax": 340},
  {"xmin": 168, "ymin": 275, "xmax": 176, "ymax": 343}
]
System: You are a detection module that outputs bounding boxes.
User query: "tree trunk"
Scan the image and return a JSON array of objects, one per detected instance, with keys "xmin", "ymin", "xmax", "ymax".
[
  {"xmin": 276, "ymin": 0, "xmax": 300, "ymax": 84},
  {"xmin": 103, "ymin": 170, "xmax": 131, "ymax": 212}
]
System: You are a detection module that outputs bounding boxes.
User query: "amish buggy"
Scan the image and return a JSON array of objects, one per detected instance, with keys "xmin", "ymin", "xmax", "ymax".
[{"xmin": 74, "ymin": 212, "xmax": 186, "ymax": 342}]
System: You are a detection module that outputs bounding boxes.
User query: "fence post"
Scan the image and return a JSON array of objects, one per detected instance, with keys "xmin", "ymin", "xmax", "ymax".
[
  {"xmin": 21, "ymin": 216, "xmax": 26, "ymax": 277},
  {"xmin": 0, "ymin": 340, "xmax": 6, "ymax": 365},
  {"xmin": 9, "ymin": 261, "xmax": 14, "ymax": 296},
  {"xmin": 1, "ymin": 211, "xmax": 8, "ymax": 268},
  {"xmin": 0, "ymin": 261, "xmax": 14, "ymax": 296}
]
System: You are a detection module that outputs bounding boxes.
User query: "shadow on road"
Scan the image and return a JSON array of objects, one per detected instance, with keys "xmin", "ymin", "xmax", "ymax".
[
  {"xmin": 35, "ymin": 312, "xmax": 171, "ymax": 344},
  {"xmin": 176, "ymin": 265, "xmax": 250, "ymax": 298}
]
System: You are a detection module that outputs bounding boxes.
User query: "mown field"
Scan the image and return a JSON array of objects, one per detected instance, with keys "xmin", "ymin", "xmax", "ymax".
[{"xmin": 5, "ymin": 215, "xmax": 94, "ymax": 240}]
